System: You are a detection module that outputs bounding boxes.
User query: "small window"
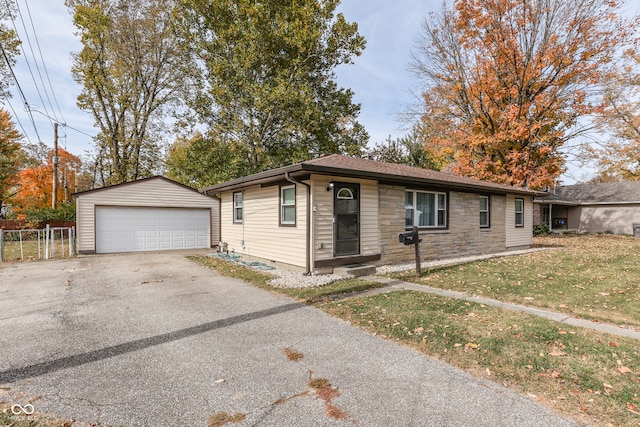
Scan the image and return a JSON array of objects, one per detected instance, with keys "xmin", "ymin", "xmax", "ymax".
[
  {"xmin": 336, "ymin": 188, "xmax": 354, "ymax": 199},
  {"xmin": 515, "ymin": 198, "xmax": 524, "ymax": 227},
  {"xmin": 480, "ymin": 195, "xmax": 490, "ymax": 228},
  {"xmin": 233, "ymin": 192, "xmax": 243, "ymax": 223},
  {"xmin": 280, "ymin": 185, "xmax": 296, "ymax": 225},
  {"xmin": 405, "ymin": 190, "xmax": 447, "ymax": 228}
]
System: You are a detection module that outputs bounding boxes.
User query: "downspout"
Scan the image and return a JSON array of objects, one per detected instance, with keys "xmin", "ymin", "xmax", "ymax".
[{"xmin": 285, "ymin": 172, "xmax": 311, "ymax": 275}]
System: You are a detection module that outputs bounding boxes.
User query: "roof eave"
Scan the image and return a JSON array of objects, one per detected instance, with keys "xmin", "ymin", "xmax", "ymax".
[
  {"xmin": 201, "ymin": 162, "xmax": 542, "ymax": 196},
  {"xmin": 300, "ymin": 164, "xmax": 541, "ymax": 196}
]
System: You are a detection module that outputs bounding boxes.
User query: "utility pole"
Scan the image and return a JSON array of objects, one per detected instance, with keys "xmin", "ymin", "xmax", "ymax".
[{"xmin": 52, "ymin": 123, "xmax": 58, "ymax": 208}]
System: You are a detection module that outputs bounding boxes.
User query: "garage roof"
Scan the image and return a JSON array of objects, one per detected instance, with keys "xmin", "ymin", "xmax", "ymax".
[{"xmin": 73, "ymin": 176, "xmax": 217, "ymax": 200}]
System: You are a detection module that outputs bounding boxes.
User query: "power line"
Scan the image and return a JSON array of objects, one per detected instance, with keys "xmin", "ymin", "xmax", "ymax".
[
  {"xmin": 0, "ymin": 38, "xmax": 42, "ymax": 141},
  {"xmin": 22, "ymin": 0, "xmax": 66, "ymax": 124},
  {"xmin": 0, "ymin": 94, "xmax": 34, "ymax": 145},
  {"xmin": 9, "ymin": 0, "xmax": 55, "ymax": 126},
  {"xmin": 30, "ymin": 108, "xmax": 95, "ymax": 139}
]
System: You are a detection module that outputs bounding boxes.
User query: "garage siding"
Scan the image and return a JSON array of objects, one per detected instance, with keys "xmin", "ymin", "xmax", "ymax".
[{"xmin": 75, "ymin": 177, "xmax": 220, "ymax": 254}]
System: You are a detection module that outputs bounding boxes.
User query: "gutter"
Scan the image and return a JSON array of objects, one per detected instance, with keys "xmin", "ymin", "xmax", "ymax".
[{"xmin": 285, "ymin": 172, "xmax": 311, "ymax": 275}]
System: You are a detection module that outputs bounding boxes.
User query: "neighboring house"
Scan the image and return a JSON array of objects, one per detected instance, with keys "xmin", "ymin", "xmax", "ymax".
[
  {"xmin": 74, "ymin": 176, "xmax": 220, "ymax": 254},
  {"xmin": 534, "ymin": 181, "xmax": 640, "ymax": 235},
  {"xmin": 201, "ymin": 154, "xmax": 541, "ymax": 274}
]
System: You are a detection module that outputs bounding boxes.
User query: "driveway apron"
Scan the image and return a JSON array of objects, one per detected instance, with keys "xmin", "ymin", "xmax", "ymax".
[{"xmin": 0, "ymin": 253, "xmax": 576, "ymax": 426}]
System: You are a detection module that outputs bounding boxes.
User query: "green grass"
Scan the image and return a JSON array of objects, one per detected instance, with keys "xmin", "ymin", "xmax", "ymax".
[
  {"xmin": 320, "ymin": 291, "xmax": 640, "ymax": 426},
  {"xmin": 389, "ymin": 235, "xmax": 640, "ymax": 328}
]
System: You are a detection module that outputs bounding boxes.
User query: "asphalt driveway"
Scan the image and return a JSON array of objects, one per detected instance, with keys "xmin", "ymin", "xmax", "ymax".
[{"xmin": 0, "ymin": 252, "xmax": 576, "ymax": 426}]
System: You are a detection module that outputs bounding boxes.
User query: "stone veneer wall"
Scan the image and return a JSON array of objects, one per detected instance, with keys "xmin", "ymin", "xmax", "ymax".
[
  {"xmin": 378, "ymin": 184, "xmax": 508, "ymax": 265},
  {"xmin": 532, "ymin": 202, "xmax": 543, "ymax": 226}
]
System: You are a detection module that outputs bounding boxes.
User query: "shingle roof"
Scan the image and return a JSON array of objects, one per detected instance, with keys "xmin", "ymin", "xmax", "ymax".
[
  {"xmin": 201, "ymin": 154, "xmax": 541, "ymax": 196},
  {"xmin": 540, "ymin": 181, "xmax": 640, "ymax": 204}
]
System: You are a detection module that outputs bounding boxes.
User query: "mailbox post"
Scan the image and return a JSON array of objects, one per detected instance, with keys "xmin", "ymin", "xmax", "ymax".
[{"xmin": 399, "ymin": 226, "xmax": 422, "ymax": 275}]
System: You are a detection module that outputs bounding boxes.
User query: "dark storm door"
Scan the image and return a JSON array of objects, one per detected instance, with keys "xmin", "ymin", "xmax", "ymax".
[{"xmin": 333, "ymin": 182, "xmax": 360, "ymax": 256}]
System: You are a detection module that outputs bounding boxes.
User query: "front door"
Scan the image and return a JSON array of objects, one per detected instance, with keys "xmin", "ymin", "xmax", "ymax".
[{"xmin": 333, "ymin": 182, "xmax": 360, "ymax": 256}]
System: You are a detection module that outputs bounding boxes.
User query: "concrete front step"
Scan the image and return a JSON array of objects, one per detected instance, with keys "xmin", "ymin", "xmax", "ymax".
[{"xmin": 333, "ymin": 263, "xmax": 377, "ymax": 277}]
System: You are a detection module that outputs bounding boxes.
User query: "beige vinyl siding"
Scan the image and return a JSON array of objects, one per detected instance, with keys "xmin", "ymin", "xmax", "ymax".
[
  {"xmin": 578, "ymin": 205, "xmax": 640, "ymax": 235},
  {"xmin": 75, "ymin": 177, "xmax": 219, "ymax": 253},
  {"xmin": 310, "ymin": 175, "xmax": 379, "ymax": 264},
  {"xmin": 505, "ymin": 194, "xmax": 533, "ymax": 248},
  {"xmin": 220, "ymin": 183, "xmax": 307, "ymax": 269}
]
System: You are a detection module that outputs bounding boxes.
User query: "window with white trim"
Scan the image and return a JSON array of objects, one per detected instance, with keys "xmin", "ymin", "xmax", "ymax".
[
  {"xmin": 233, "ymin": 192, "xmax": 243, "ymax": 223},
  {"xmin": 479, "ymin": 195, "xmax": 490, "ymax": 228},
  {"xmin": 405, "ymin": 190, "xmax": 447, "ymax": 228},
  {"xmin": 280, "ymin": 185, "xmax": 296, "ymax": 225},
  {"xmin": 515, "ymin": 198, "xmax": 524, "ymax": 227}
]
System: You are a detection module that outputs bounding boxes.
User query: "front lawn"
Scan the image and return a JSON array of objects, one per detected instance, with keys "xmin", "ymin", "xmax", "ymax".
[
  {"xmin": 320, "ymin": 291, "xmax": 640, "ymax": 426},
  {"xmin": 389, "ymin": 235, "xmax": 640, "ymax": 329}
]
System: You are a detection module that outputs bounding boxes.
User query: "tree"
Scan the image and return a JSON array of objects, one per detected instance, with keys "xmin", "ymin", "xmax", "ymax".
[
  {"xmin": 67, "ymin": 0, "xmax": 188, "ymax": 186},
  {"xmin": 367, "ymin": 130, "xmax": 441, "ymax": 170},
  {"xmin": 175, "ymin": 0, "xmax": 368, "ymax": 176},
  {"xmin": 165, "ymin": 132, "xmax": 251, "ymax": 188},
  {"xmin": 13, "ymin": 148, "xmax": 82, "ymax": 212},
  {"xmin": 0, "ymin": 1, "xmax": 20, "ymax": 99},
  {"xmin": 587, "ymin": 53, "xmax": 640, "ymax": 181},
  {"xmin": 411, "ymin": 0, "xmax": 636, "ymax": 189},
  {"xmin": 0, "ymin": 108, "xmax": 23, "ymax": 217}
]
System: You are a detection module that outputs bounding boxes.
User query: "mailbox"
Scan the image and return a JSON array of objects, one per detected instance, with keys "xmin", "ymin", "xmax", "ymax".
[{"xmin": 399, "ymin": 230, "xmax": 419, "ymax": 245}]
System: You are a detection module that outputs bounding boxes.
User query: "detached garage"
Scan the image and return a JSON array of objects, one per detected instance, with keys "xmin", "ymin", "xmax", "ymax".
[{"xmin": 74, "ymin": 176, "xmax": 220, "ymax": 254}]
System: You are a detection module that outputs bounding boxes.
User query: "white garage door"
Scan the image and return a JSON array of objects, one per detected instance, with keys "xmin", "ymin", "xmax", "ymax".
[{"xmin": 95, "ymin": 206, "xmax": 210, "ymax": 254}]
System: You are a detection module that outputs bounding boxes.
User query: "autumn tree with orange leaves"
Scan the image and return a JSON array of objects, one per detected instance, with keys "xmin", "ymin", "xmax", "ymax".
[
  {"xmin": 13, "ymin": 148, "xmax": 82, "ymax": 213},
  {"xmin": 411, "ymin": 0, "xmax": 637, "ymax": 189},
  {"xmin": 586, "ymin": 53, "xmax": 640, "ymax": 181}
]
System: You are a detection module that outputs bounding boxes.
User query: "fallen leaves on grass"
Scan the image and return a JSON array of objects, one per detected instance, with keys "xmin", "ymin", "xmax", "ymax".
[
  {"xmin": 627, "ymin": 402, "xmax": 640, "ymax": 415},
  {"xmin": 617, "ymin": 366, "xmax": 632, "ymax": 374}
]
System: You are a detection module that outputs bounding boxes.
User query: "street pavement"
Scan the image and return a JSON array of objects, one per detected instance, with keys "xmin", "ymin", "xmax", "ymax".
[{"xmin": 0, "ymin": 252, "xmax": 577, "ymax": 426}]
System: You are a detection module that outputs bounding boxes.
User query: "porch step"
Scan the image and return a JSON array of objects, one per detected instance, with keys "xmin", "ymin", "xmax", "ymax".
[{"xmin": 333, "ymin": 263, "xmax": 377, "ymax": 277}]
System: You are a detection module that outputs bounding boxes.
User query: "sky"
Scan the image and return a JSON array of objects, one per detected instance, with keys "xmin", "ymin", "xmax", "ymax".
[
  {"xmin": 2, "ymin": 0, "xmax": 638, "ymax": 185},
  {"xmin": 3, "ymin": 0, "xmax": 436, "ymax": 161}
]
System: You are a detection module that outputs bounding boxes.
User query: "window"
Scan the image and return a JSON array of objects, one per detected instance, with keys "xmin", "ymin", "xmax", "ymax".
[
  {"xmin": 479, "ymin": 195, "xmax": 490, "ymax": 228},
  {"xmin": 515, "ymin": 198, "xmax": 524, "ymax": 227},
  {"xmin": 405, "ymin": 190, "xmax": 447, "ymax": 228},
  {"xmin": 233, "ymin": 192, "xmax": 243, "ymax": 223},
  {"xmin": 280, "ymin": 185, "xmax": 296, "ymax": 225}
]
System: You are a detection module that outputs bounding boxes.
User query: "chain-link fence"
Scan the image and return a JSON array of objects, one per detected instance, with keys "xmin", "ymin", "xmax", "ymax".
[{"xmin": 0, "ymin": 226, "xmax": 75, "ymax": 262}]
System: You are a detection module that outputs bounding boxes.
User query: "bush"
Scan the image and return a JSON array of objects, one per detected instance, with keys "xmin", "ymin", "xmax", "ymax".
[
  {"xmin": 21, "ymin": 205, "xmax": 76, "ymax": 223},
  {"xmin": 533, "ymin": 224, "xmax": 550, "ymax": 236}
]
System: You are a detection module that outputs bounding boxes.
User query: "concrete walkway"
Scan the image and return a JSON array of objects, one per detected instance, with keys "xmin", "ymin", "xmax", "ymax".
[{"xmin": 355, "ymin": 276, "xmax": 640, "ymax": 341}]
